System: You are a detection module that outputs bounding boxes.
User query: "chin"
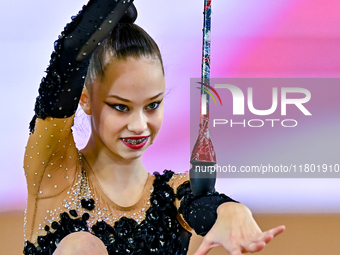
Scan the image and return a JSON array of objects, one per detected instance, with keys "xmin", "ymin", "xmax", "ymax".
[
  {"xmin": 120, "ymin": 152, "xmax": 145, "ymax": 161},
  {"xmin": 116, "ymin": 147, "xmax": 149, "ymax": 161}
]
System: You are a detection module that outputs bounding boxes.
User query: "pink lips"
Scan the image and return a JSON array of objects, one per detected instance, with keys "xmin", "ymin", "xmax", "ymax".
[{"xmin": 120, "ymin": 136, "xmax": 149, "ymax": 150}]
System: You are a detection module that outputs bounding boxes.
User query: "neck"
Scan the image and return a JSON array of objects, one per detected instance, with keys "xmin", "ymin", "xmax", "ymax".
[{"xmin": 80, "ymin": 134, "xmax": 148, "ymax": 189}]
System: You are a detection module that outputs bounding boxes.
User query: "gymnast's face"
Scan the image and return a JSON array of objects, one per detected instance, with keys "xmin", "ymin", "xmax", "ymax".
[{"xmin": 81, "ymin": 56, "xmax": 165, "ymax": 160}]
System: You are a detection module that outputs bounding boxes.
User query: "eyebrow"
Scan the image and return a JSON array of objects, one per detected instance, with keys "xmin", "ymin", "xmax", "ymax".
[{"xmin": 107, "ymin": 92, "xmax": 164, "ymax": 102}]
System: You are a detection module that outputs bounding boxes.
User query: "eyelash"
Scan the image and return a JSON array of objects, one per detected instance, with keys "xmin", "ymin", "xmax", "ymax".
[
  {"xmin": 108, "ymin": 100, "xmax": 162, "ymax": 112},
  {"xmin": 146, "ymin": 101, "xmax": 162, "ymax": 110}
]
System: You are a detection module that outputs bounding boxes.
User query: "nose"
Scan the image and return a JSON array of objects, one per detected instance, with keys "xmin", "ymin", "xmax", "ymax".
[{"xmin": 127, "ymin": 110, "xmax": 148, "ymax": 135}]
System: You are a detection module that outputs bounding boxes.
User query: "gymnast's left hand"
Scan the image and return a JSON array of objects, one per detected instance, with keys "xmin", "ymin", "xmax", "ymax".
[{"xmin": 193, "ymin": 202, "xmax": 285, "ymax": 255}]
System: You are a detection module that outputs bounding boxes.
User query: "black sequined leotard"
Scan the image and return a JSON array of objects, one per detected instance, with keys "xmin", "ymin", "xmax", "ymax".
[
  {"xmin": 24, "ymin": 116, "xmax": 192, "ymax": 254},
  {"xmin": 24, "ymin": 1, "xmax": 237, "ymax": 254}
]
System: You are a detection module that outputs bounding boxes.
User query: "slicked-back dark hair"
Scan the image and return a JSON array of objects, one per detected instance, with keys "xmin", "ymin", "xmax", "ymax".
[{"xmin": 85, "ymin": 23, "xmax": 164, "ymax": 91}]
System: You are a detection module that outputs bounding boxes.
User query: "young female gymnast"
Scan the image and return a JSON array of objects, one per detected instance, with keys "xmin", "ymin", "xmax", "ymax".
[{"xmin": 23, "ymin": 1, "xmax": 285, "ymax": 254}]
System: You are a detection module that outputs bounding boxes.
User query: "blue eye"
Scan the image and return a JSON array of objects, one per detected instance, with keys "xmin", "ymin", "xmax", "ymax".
[
  {"xmin": 146, "ymin": 101, "xmax": 162, "ymax": 110},
  {"xmin": 110, "ymin": 104, "xmax": 129, "ymax": 112}
]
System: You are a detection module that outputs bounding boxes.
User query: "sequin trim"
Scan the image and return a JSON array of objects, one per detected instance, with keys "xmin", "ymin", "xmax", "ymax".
[{"xmin": 24, "ymin": 170, "xmax": 191, "ymax": 255}]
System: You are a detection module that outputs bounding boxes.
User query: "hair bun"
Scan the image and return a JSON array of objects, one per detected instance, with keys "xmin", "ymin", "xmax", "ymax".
[{"xmin": 119, "ymin": 3, "xmax": 137, "ymax": 24}]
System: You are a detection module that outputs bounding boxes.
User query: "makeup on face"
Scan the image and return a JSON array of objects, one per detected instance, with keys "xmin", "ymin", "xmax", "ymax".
[
  {"xmin": 120, "ymin": 136, "xmax": 149, "ymax": 149},
  {"xmin": 85, "ymin": 56, "xmax": 165, "ymax": 159}
]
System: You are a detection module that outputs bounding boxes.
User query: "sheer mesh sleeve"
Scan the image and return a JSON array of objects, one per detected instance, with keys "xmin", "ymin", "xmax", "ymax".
[
  {"xmin": 24, "ymin": 116, "xmax": 82, "ymax": 242},
  {"xmin": 24, "ymin": 117, "xmax": 78, "ymax": 198}
]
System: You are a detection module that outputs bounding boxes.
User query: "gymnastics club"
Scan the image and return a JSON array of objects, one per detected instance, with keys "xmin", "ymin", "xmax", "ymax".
[{"xmin": 189, "ymin": 0, "xmax": 217, "ymax": 195}]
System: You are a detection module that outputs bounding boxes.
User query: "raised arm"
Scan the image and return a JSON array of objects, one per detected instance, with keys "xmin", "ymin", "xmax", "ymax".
[
  {"xmin": 24, "ymin": 1, "xmax": 138, "ymax": 245},
  {"xmin": 25, "ymin": 0, "xmax": 137, "ymax": 193},
  {"xmin": 29, "ymin": 0, "xmax": 136, "ymax": 133}
]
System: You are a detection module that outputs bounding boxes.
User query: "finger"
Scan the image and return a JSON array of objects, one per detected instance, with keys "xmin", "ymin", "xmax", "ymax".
[
  {"xmin": 227, "ymin": 245, "xmax": 243, "ymax": 255},
  {"xmin": 268, "ymin": 225, "xmax": 286, "ymax": 237},
  {"xmin": 257, "ymin": 230, "xmax": 274, "ymax": 243},
  {"xmin": 254, "ymin": 225, "xmax": 285, "ymax": 245},
  {"xmin": 243, "ymin": 241, "xmax": 266, "ymax": 253},
  {"xmin": 193, "ymin": 240, "xmax": 213, "ymax": 255},
  {"xmin": 247, "ymin": 230, "xmax": 273, "ymax": 244}
]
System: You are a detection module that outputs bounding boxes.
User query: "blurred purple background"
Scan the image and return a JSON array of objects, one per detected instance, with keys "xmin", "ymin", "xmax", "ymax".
[{"xmin": 0, "ymin": 0, "xmax": 339, "ymax": 213}]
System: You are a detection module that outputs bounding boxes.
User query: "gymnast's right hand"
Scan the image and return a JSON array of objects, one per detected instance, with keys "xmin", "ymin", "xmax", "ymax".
[{"xmin": 30, "ymin": 0, "xmax": 137, "ymax": 132}]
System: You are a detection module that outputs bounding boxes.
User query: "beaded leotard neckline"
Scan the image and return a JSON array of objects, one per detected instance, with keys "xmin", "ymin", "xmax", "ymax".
[
  {"xmin": 79, "ymin": 155, "xmax": 154, "ymax": 225},
  {"xmin": 24, "ymin": 169, "xmax": 190, "ymax": 255}
]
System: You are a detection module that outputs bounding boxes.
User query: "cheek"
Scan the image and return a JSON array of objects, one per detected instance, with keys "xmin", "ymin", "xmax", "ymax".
[
  {"xmin": 92, "ymin": 107, "xmax": 122, "ymax": 138},
  {"xmin": 91, "ymin": 106, "xmax": 106, "ymax": 135},
  {"xmin": 103, "ymin": 112, "xmax": 127, "ymax": 136},
  {"xmin": 88, "ymin": 96, "xmax": 102, "ymax": 129},
  {"xmin": 151, "ymin": 110, "xmax": 164, "ymax": 135}
]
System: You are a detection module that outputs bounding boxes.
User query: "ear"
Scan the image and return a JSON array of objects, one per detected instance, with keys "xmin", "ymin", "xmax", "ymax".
[{"xmin": 79, "ymin": 87, "xmax": 92, "ymax": 115}]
